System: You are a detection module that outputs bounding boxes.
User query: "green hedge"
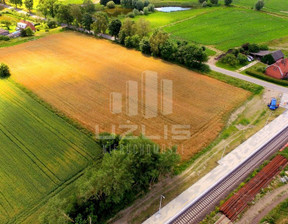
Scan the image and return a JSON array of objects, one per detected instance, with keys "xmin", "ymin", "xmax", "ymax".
[{"xmin": 245, "ymin": 70, "xmax": 288, "ymax": 87}]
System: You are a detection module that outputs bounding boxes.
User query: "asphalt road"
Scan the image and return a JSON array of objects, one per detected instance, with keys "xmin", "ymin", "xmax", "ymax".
[{"xmin": 209, "ymin": 64, "xmax": 288, "ymax": 93}]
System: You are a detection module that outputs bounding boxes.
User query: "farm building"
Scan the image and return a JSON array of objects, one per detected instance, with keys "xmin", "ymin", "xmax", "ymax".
[
  {"xmin": 251, "ymin": 50, "xmax": 284, "ymax": 64},
  {"xmin": 265, "ymin": 58, "xmax": 288, "ymax": 79},
  {"xmin": 0, "ymin": 29, "xmax": 9, "ymax": 36},
  {"xmin": 16, "ymin": 20, "xmax": 36, "ymax": 32}
]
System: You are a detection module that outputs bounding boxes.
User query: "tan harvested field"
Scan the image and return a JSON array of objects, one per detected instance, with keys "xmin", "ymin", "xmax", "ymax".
[{"xmin": 0, "ymin": 32, "xmax": 250, "ymax": 160}]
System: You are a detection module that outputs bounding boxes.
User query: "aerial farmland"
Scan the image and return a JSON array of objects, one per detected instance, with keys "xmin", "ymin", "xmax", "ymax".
[{"xmin": 1, "ymin": 0, "xmax": 288, "ymax": 223}]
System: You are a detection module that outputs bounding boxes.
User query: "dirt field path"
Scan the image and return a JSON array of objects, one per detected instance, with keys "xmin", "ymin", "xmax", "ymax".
[{"xmin": 237, "ymin": 184, "xmax": 288, "ymax": 224}]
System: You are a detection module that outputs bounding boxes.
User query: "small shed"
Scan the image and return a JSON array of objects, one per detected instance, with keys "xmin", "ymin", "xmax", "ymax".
[
  {"xmin": 0, "ymin": 29, "xmax": 9, "ymax": 36},
  {"xmin": 251, "ymin": 50, "xmax": 284, "ymax": 64}
]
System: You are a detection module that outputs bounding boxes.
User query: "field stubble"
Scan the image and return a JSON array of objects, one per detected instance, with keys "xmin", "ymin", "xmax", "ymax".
[{"xmin": 0, "ymin": 31, "xmax": 251, "ymax": 160}]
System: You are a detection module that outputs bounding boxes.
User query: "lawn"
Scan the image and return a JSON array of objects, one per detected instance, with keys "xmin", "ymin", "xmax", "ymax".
[
  {"xmin": 0, "ymin": 80, "xmax": 102, "ymax": 224},
  {"xmin": 163, "ymin": 7, "xmax": 288, "ymax": 50},
  {"xmin": 0, "ymin": 31, "xmax": 250, "ymax": 161}
]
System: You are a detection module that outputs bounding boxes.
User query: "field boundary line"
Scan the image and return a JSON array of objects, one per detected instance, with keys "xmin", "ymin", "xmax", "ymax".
[
  {"xmin": 2, "ymin": 86, "xmax": 95, "ymax": 161},
  {"xmin": 9, "ymin": 80, "xmax": 100, "ymax": 144}
]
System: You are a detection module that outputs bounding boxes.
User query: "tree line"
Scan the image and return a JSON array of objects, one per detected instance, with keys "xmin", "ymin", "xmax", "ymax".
[
  {"xmin": 35, "ymin": 0, "xmax": 209, "ymax": 72},
  {"xmin": 112, "ymin": 18, "xmax": 209, "ymax": 71},
  {"xmin": 40, "ymin": 134, "xmax": 180, "ymax": 224}
]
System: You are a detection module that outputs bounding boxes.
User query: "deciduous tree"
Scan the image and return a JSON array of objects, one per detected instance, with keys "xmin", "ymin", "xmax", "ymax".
[
  {"xmin": 81, "ymin": 13, "xmax": 93, "ymax": 31},
  {"xmin": 149, "ymin": 29, "xmax": 169, "ymax": 56},
  {"xmin": 56, "ymin": 4, "xmax": 73, "ymax": 25},
  {"xmin": 25, "ymin": 0, "xmax": 33, "ymax": 13},
  {"xmin": 0, "ymin": 63, "xmax": 10, "ymax": 78},
  {"xmin": 91, "ymin": 12, "xmax": 109, "ymax": 34},
  {"xmin": 108, "ymin": 19, "xmax": 122, "ymax": 38}
]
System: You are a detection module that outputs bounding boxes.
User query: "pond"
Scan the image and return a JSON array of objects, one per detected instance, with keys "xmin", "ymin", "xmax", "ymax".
[{"xmin": 155, "ymin": 7, "xmax": 191, "ymax": 12}]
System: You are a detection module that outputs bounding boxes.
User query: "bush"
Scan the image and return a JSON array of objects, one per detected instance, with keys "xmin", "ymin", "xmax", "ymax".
[
  {"xmin": 248, "ymin": 43, "xmax": 260, "ymax": 53},
  {"xmin": 47, "ymin": 20, "xmax": 57, "ymax": 29},
  {"xmin": 107, "ymin": 1, "xmax": 116, "ymax": 8},
  {"xmin": 143, "ymin": 0, "xmax": 149, "ymax": 6},
  {"xmin": 0, "ymin": 35, "xmax": 10, "ymax": 41},
  {"xmin": 140, "ymin": 37, "xmax": 151, "ymax": 54},
  {"xmin": 202, "ymin": 1, "xmax": 208, "ymax": 7},
  {"xmin": 259, "ymin": 44, "xmax": 268, "ymax": 51},
  {"xmin": 231, "ymin": 48, "xmax": 239, "ymax": 57},
  {"xmin": 0, "ymin": 63, "xmax": 10, "ymax": 78},
  {"xmin": 126, "ymin": 12, "xmax": 135, "ymax": 18},
  {"xmin": 131, "ymin": 34, "xmax": 141, "ymax": 49},
  {"xmin": 136, "ymin": 0, "xmax": 144, "ymax": 10},
  {"xmin": 21, "ymin": 27, "xmax": 34, "ymax": 37},
  {"xmin": 147, "ymin": 3, "xmax": 154, "ymax": 12},
  {"xmin": 261, "ymin": 54, "xmax": 275, "ymax": 65},
  {"xmin": 224, "ymin": 0, "xmax": 232, "ymax": 5},
  {"xmin": 143, "ymin": 7, "xmax": 149, "ymax": 15},
  {"xmin": 237, "ymin": 53, "xmax": 248, "ymax": 65},
  {"xmin": 124, "ymin": 36, "xmax": 134, "ymax": 48},
  {"xmin": 199, "ymin": 0, "xmax": 206, "ymax": 3},
  {"xmin": 220, "ymin": 53, "xmax": 239, "ymax": 67},
  {"xmin": 255, "ymin": 0, "xmax": 264, "ymax": 10},
  {"xmin": 210, "ymin": 0, "xmax": 218, "ymax": 4},
  {"xmin": 133, "ymin": 8, "xmax": 140, "ymax": 15},
  {"xmin": 160, "ymin": 40, "xmax": 177, "ymax": 61}
]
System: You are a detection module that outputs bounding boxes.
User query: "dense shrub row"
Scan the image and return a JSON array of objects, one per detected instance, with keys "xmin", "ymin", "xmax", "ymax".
[{"xmin": 246, "ymin": 70, "xmax": 288, "ymax": 87}]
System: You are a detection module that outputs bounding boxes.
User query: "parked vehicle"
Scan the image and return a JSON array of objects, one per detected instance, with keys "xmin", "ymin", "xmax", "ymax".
[{"xmin": 268, "ymin": 98, "xmax": 279, "ymax": 110}]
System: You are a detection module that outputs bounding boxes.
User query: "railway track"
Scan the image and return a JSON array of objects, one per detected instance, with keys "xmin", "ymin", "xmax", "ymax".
[{"xmin": 169, "ymin": 126, "xmax": 288, "ymax": 224}]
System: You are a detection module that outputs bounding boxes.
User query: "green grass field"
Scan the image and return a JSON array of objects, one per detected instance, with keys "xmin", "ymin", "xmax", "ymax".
[
  {"xmin": 135, "ymin": 7, "xmax": 217, "ymax": 28},
  {"xmin": 233, "ymin": 0, "xmax": 288, "ymax": 15},
  {"xmin": 162, "ymin": 7, "xmax": 288, "ymax": 50},
  {"xmin": 0, "ymin": 80, "xmax": 102, "ymax": 224}
]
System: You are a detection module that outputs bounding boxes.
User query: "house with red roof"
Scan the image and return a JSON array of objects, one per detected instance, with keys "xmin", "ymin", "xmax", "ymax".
[
  {"xmin": 265, "ymin": 58, "xmax": 288, "ymax": 79},
  {"xmin": 16, "ymin": 20, "xmax": 36, "ymax": 32}
]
